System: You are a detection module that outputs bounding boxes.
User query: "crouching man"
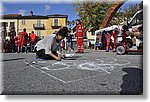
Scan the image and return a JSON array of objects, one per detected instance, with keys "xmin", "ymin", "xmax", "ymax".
[{"xmin": 35, "ymin": 27, "xmax": 68, "ymax": 61}]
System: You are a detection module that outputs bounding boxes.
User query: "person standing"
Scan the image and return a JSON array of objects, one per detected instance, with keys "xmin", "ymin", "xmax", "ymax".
[
  {"xmin": 102, "ymin": 30, "xmax": 107, "ymax": 50},
  {"xmin": 29, "ymin": 31, "xmax": 36, "ymax": 53},
  {"xmin": 67, "ymin": 30, "xmax": 73, "ymax": 52},
  {"xmin": 105, "ymin": 31, "xmax": 112, "ymax": 52},
  {"xmin": 88, "ymin": 41, "xmax": 92, "ymax": 49},
  {"xmin": 20, "ymin": 28, "xmax": 28, "ymax": 53},
  {"xmin": 112, "ymin": 28, "xmax": 118, "ymax": 52},
  {"xmin": 75, "ymin": 19, "xmax": 84, "ymax": 53},
  {"xmin": 14, "ymin": 32, "xmax": 21, "ymax": 53}
]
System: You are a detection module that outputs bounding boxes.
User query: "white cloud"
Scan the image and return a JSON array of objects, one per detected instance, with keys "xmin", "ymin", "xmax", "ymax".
[
  {"xmin": 18, "ymin": 9, "xmax": 26, "ymax": 15},
  {"xmin": 44, "ymin": 5, "xmax": 51, "ymax": 12}
]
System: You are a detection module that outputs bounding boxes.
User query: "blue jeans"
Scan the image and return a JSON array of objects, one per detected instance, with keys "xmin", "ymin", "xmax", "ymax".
[{"xmin": 20, "ymin": 46, "xmax": 27, "ymax": 53}]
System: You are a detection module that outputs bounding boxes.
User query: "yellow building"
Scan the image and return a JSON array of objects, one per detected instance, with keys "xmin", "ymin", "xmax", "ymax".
[
  {"xmin": 1, "ymin": 13, "xmax": 68, "ymax": 38},
  {"xmin": 18, "ymin": 13, "xmax": 68, "ymax": 38}
]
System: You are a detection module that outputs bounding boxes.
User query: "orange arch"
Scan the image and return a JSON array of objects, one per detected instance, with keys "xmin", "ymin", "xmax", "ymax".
[{"xmin": 101, "ymin": 0, "xmax": 126, "ymax": 28}]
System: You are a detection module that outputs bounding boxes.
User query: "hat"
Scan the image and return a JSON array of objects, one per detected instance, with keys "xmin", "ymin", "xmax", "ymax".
[
  {"xmin": 62, "ymin": 26, "xmax": 69, "ymax": 32},
  {"xmin": 61, "ymin": 31, "xmax": 68, "ymax": 37}
]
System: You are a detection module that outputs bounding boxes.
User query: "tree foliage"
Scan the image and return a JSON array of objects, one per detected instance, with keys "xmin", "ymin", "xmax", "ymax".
[
  {"xmin": 73, "ymin": 1, "xmax": 143, "ymax": 31},
  {"xmin": 73, "ymin": 1, "xmax": 111, "ymax": 32}
]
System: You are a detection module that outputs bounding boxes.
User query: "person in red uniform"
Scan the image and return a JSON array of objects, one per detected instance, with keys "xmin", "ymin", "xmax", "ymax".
[
  {"xmin": 75, "ymin": 19, "xmax": 84, "ymax": 53},
  {"xmin": 105, "ymin": 31, "xmax": 112, "ymax": 52},
  {"xmin": 20, "ymin": 28, "xmax": 28, "ymax": 53},
  {"xmin": 14, "ymin": 33, "xmax": 21, "ymax": 53},
  {"xmin": 121, "ymin": 25, "xmax": 129, "ymax": 49},
  {"xmin": 30, "ymin": 31, "xmax": 36, "ymax": 52},
  {"xmin": 112, "ymin": 28, "xmax": 119, "ymax": 52}
]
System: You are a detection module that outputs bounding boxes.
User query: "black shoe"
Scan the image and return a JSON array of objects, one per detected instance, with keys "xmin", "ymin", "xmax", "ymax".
[
  {"xmin": 75, "ymin": 51, "xmax": 80, "ymax": 53},
  {"xmin": 35, "ymin": 55, "xmax": 40, "ymax": 59}
]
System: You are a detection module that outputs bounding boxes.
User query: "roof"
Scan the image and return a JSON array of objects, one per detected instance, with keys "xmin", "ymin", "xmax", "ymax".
[
  {"xmin": 2, "ymin": 14, "xmax": 68, "ymax": 19},
  {"xmin": 95, "ymin": 25, "xmax": 120, "ymax": 33},
  {"xmin": 2, "ymin": 14, "xmax": 22, "ymax": 19},
  {"xmin": 18, "ymin": 15, "xmax": 48, "ymax": 19},
  {"xmin": 47, "ymin": 14, "xmax": 68, "ymax": 18}
]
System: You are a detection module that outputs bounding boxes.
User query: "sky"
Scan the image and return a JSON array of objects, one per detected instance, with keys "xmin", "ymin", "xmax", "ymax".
[{"xmin": 1, "ymin": 0, "xmax": 142, "ymax": 21}]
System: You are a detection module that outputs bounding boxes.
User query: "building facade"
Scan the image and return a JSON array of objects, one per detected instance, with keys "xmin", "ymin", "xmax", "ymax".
[
  {"xmin": 1, "ymin": 13, "xmax": 68, "ymax": 39},
  {"xmin": 0, "ymin": 14, "xmax": 21, "ymax": 39}
]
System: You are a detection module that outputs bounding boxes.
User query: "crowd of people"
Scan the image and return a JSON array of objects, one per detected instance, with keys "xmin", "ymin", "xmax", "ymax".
[
  {"xmin": 1, "ymin": 18, "xmax": 143, "ymax": 61},
  {"xmin": 2, "ymin": 28, "xmax": 39, "ymax": 53},
  {"xmin": 95, "ymin": 25, "xmax": 143, "ymax": 52},
  {"xmin": 95, "ymin": 29, "xmax": 118, "ymax": 52}
]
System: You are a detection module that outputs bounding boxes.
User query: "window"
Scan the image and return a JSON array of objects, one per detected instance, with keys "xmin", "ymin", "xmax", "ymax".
[
  {"xmin": 9, "ymin": 22, "xmax": 15, "ymax": 31},
  {"xmin": 22, "ymin": 19, "xmax": 26, "ymax": 25},
  {"xmin": 10, "ymin": 22, "xmax": 15, "ymax": 27},
  {"xmin": 129, "ymin": 11, "xmax": 143, "ymax": 27},
  {"xmin": 2, "ymin": 22, "xmax": 8, "ymax": 27},
  {"xmin": 37, "ymin": 19, "xmax": 41, "ymax": 27},
  {"xmin": 1, "ymin": 22, "xmax": 8, "ymax": 31},
  {"xmin": 54, "ymin": 18, "xmax": 58, "ymax": 26},
  {"xmin": 91, "ymin": 31, "xmax": 95, "ymax": 35}
]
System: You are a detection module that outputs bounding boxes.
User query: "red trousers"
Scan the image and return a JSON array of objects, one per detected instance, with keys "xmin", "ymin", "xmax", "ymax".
[
  {"xmin": 106, "ymin": 42, "xmax": 112, "ymax": 49},
  {"xmin": 113, "ymin": 37, "xmax": 116, "ymax": 49},
  {"xmin": 106, "ymin": 42, "xmax": 110, "ymax": 49},
  {"xmin": 77, "ymin": 37, "xmax": 84, "ymax": 52}
]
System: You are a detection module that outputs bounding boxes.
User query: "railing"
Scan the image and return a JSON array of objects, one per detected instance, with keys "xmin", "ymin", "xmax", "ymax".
[
  {"xmin": 33, "ymin": 24, "xmax": 45, "ymax": 29},
  {"xmin": 50, "ymin": 23, "xmax": 62, "ymax": 29}
]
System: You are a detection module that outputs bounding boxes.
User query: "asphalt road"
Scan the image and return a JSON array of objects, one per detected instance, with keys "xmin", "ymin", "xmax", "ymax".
[{"xmin": 1, "ymin": 50, "xmax": 143, "ymax": 95}]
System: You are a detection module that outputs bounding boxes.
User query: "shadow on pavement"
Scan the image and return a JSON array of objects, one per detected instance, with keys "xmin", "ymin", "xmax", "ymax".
[
  {"xmin": 120, "ymin": 67, "xmax": 143, "ymax": 95},
  {"xmin": 125, "ymin": 52, "xmax": 143, "ymax": 55},
  {"xmin": 1, "ymin": 58, "xmax": 25, "ymax": 62}
]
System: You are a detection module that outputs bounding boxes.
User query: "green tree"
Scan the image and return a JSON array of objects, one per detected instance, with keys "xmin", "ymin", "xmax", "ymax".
[
  {"xmin": 139, "ymin": 1, "xmax": 143, "ymax": 9},
  {"xmin": 73, "ymin": 1, "xmax": 111, "ymax": 32}
]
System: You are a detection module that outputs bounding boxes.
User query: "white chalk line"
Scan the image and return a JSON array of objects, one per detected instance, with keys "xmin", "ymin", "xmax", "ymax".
[
  {"xmin": 40, "ymin": 62, "xmax": 74, "ymax": 71},
  {"xmin": 26, "ymin": 58, "xmax": 130, "ymax": 74},
  {"xmin": 23, "ymin": 60, "xmax": 67, "ymax": 83},
  {"xmin": 65, "ymin": 73, "xmax": 107, "ymax": 84},
  {"xmin": 23, "ymin": 60, "xmax": 110, "ymax": 84},
  {"xmin": 78, "ymin": 63, "xmax": 112, "ymax": 74},
  {"xmin": 23, "ymin": 57, "xmax": 131, "ymax": 84}
]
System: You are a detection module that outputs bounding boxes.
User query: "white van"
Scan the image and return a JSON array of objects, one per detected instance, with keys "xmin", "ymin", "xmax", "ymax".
[
  {"xmin": 94, "ymin": 10, "xmax": 143, "ymax": 49},
  {"xmin": 127, "ymin": 10, "xmax": 143, "ymax": 32},
  {"xmin": 114, "ymin": 10, "xmax": 143, "ymax": 43}
]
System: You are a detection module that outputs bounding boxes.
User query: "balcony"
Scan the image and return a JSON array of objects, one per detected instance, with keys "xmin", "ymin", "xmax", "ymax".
[
  {"xmin": 33, "ymin": 24, "xmax": 45, "ymax": 30},
  {"xmin": 51, "ymin": 23, "xmax": 62, "ymax": 29}
]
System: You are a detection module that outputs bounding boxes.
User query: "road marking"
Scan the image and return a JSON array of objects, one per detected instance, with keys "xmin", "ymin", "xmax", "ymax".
[
  {"xmin": 65, "ymin": 73, "xmax": 107, "ymax": 84},
  {"xmin": 78, "ymin": 63, "xmax": 112, "ymax": 74},
  {"xmin": 23, "ymin": 60, "xmax": 67, "ymax": 83},
  {"xmin": 31, "ymin": 64, "xmax": 67, "ymax": 83},
  {"xmin": 23, "ymin": 57, "xmax": 131, "ymax": 84}
]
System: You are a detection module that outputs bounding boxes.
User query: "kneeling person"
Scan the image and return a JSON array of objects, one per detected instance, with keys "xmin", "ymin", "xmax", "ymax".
[{"xmin": 35, "ymin": 28, "xmax": 68, "ymax": 61}]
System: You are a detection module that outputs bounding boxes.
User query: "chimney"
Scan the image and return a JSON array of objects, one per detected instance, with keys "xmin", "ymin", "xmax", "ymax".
[{"xmin": 29, "ymin": 11, "xmax": 33, "ymax": 16}]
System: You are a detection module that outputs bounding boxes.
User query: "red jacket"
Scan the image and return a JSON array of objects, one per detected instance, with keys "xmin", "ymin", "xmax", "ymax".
[
  {"xmin": 14, "ymin": 35, "xmax": 21, "ymax": 46},
  {"xmin": 76, "ymin": 24, "xmax": 84, "ymax": 37},
  {"xmin": 30, "ymin": 33, "xmax": 36, "ymax": 43},
  {"xmin": 20, "ymin": 31, "xmax": 28, "ymax": 46}
]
